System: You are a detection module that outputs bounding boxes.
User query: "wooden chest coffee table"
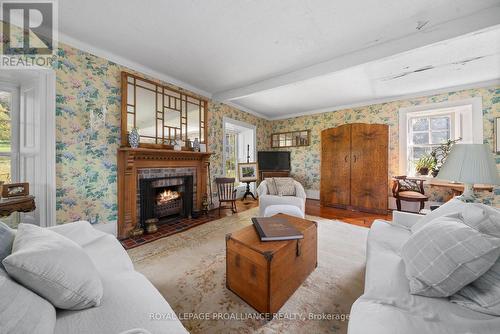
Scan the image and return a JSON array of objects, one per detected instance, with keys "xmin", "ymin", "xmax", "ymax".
[{"xmin": 226, "ymin": 214, "xmax": 317, "ymax": 315}]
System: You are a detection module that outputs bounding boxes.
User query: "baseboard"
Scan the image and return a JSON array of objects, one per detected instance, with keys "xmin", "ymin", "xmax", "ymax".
[
  {"xmin": 93, "ymin": 220, "xmax": 117, "ymax": 236},
  {"xmin": 305, "ymin": 189, "xmax": 320, "ymax": 200}
]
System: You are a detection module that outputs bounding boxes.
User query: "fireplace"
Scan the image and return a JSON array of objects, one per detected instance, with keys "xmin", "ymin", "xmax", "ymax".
[
  {"xmin": 139, "ymin": 175, "xmax": 193, "ymax": 228},
  {"xmin": 117, "ymin": 148, "xmax": 211, "ymax": 239},
  {"xmin": 155, "ymin": 187, "xmax": 182, "ymax": 217}
]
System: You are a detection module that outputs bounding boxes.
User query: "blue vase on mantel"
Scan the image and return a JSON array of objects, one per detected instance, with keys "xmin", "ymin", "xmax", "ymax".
[{"xmin": 129, "ymin": 128, "xmax": 140, "ymax": 148}]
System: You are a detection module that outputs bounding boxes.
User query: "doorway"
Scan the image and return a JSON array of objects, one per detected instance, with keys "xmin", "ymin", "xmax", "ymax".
[
  {"xmin": 222, "ymin": 117, "xmax": 257, "ymax": 195},
  {"xmin": 0, "ymin": 69, "xmax": 56, "ymax": 227}
]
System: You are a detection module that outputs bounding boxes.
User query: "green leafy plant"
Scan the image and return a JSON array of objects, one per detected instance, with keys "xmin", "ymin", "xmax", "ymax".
[
  {"xmin": 415, "ymin": 155, "xmax": 436, "ymax": 176},
  {"xmin": 430, "ymin": 137, "xmax": 462, "ymax": 176}
]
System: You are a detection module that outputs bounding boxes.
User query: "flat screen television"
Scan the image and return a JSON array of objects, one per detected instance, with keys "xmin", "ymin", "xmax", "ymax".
[{"xmin": 257, "ymin": 151, "xmax": 291, "ymax": 171}]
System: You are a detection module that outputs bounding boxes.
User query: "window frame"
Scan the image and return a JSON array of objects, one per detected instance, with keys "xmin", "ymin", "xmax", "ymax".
[
  {"xmin": 399, "ymin": 97, "xmax": 483, "ymax": 176},
  {"xmin": 407, "ymin": 112, "xmax": 455, "ymax": 167},
  {"xmin": 0, "ymin": 83, "xmax": 20, "ymax": 184},
  {"xmin": 121, "ymin": 71, "xmax": 208, "ymax": 149}
]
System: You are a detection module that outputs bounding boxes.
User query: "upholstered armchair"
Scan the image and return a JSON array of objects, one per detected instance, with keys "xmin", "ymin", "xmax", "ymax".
[{"xmin": 256, "ymin": 179, "xmax": 307, "ymax": 216}]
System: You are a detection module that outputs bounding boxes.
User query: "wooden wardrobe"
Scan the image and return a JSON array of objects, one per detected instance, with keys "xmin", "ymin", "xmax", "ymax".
[{"xmin": 320, "ymin": 123, "xmax": 388, "ymax": 214}]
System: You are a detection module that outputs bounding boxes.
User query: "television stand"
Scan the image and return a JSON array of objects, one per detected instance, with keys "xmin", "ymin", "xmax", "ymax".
[{"xmin": 259, "ymin": 170, "xmax": 290, "ymax": 181}]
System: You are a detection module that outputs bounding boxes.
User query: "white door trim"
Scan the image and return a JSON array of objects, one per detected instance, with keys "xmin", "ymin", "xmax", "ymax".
[
  {"xmin": 0, "ymin": 68, "xmax": 56, "ymax": 226},
  {"xmin": 43, "ymin": 71, "xmax": 56, "ymax": 226},
  {"xmin": 222, "ymin": 116, "xmax": 257, "ymax": 177}
]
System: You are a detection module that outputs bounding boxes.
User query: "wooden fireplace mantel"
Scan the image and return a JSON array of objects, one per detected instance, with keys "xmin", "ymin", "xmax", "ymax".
[{"xmin": 117, "ymin": 147, "xmax": 212, "ymax": 239}]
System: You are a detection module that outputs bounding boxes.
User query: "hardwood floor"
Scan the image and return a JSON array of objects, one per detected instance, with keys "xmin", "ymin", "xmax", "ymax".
[
  {"xmin": 304, "ymin": 199, "xmax": 392, "ymax": 228},
  {"xmin": 236, "ymin": 198, "xmax": 392, "ymax": 228},
  {"xmin": 122, "ymin": 198, "xmax": 391, "ymax": 249}
]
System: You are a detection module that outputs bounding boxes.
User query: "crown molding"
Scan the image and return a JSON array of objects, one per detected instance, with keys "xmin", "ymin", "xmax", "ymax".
[
  {"xmin": 57, "ymin": 32, "xmax": 213, "ymax": 99},
  {"xmin": 57, "ymin": 33, "xmax": 274, "ymax": 121},
  {"xmin": 268, "ymin": 79, "xmax": 500, "ymax": 120},
  {"xmin": 220, "ymin": 100, "xmax": 269, "ymax": 120}
]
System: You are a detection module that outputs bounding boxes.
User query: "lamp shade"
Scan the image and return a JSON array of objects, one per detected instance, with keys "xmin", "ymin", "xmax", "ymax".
[{"xmin": 437, "ymin": 144, "xmax": 500, "ymax": 185}]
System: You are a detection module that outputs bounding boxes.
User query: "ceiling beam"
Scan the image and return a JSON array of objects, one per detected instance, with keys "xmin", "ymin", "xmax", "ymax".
[{"xmin": 213, "ymin": 6, "xmax": 500, "ymax": 102}]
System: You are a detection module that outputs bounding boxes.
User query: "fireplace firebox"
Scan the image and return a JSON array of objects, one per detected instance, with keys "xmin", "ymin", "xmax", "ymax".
[{"xmin": 139, "ymin": 175, "xmax": 193, "ymax": 228}]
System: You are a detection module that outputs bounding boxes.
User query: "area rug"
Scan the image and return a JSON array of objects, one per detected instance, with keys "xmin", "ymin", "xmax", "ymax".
[{"xmin": 128, "ymin": 208, "xmax": 369, "ymax": 334}]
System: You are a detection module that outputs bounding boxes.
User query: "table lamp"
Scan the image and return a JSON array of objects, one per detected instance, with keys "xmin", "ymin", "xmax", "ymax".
[{"xmin": 437, "ymin": 144, "xmax": 500, "ymax": 200}]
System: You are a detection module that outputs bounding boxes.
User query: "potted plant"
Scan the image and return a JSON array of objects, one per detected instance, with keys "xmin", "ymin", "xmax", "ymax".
[{"xmin": 415, "ymin": 155, "xmax": 436, "ymax": 176}]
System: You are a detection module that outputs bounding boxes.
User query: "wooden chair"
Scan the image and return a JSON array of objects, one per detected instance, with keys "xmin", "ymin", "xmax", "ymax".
[
  {"xmin": 216, "ymin": 177, "xmax": 237, "ymax": 216},
  {"xmin": 392, "ymin": 176, "xmax": 429, "ymax": 212}
]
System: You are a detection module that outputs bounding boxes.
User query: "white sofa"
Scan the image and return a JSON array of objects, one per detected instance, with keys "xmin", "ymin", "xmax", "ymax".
[
  {"xmin": 46, "ymin": 221, "xmax": 188, "ymax": 334},
  {"xmin": 256, "ymin": 179, "xmax": 307, "ymax": 216},
  {"xmin": 348, "ymin": 211, "xmax": 500, "ymax": 334}
]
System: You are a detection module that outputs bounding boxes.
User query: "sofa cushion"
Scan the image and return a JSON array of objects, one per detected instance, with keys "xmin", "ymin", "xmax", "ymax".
[
  {"xmin": 348, "ymin": 219, "xmax": 500, "ymax": 334},
  {"xmin": 402, "ymin": 214, "xmax": 500, "ymax": 297},
  {"xmin": 49, "ymin": 221, "xmax": 134, "ymax": 275},
  {"xmin": 2, "ymin": 223, "xmax": 103, "ymax": 310},
  {"xmin": 411, "ymin": 198, "xmax": 465, "ymax": 233},
  {"xmin": 0, "ymin": 221, "xmax": 15, "ymax": 269},
  {"xmin": 54, "ymin": 271, "xmax": 188, "ymax": 334},
  {"xmin": 0, "ymin": 268, "xmax": 56, "ymax": 334},
  {"xmin": 264, "ymin": 178, "xmax": 278, "ymax": 195},
  {"xmin": 274, "ymin": 177, "xmax": 296, "ymax": 196},
  {"xmin": 451, "ymin": 259, "xmax": 500, "ymax": 316}
]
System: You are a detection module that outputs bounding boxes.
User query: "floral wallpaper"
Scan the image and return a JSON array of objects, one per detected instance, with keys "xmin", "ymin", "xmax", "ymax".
[
  {"xmin": 51, "ymin": 40, "xmax": 500, "ymax": 223},
  {"xmin": 207, "ymin": 103, "xmax": 271, "ymax": 205},
  {"xmin": 271, "ymin": 86, "xmax": 500, "ymax": 207},
  {"xmin": 53, "ymin": 42, "xmax": 271, "ymax": 224}
]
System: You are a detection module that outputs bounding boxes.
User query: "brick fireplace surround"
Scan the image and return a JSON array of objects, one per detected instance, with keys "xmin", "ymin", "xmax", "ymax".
[{"xmin": 117, "ymin": 148, "xmax": 211, "ymax": 239}]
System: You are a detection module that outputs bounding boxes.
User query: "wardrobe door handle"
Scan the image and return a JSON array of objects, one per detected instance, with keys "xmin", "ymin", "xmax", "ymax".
[
  {"xmin": 344, "ymin": 155, "xmax": 348, "ymax": 162},
  {"xmin": 353, "ymin": 155, "xmax": 357, "ymax": 163}
]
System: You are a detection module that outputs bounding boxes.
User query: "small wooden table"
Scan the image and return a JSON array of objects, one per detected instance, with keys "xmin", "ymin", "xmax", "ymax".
[
  {"xmin": 226, "ymin": 214, "xmax": 317, "ymax": 316},
  {"xmin": 0, "ymin": 196, "xmax": 36, "ymax": 217},
  {"xmin": 427, "ymin": 180, "xmax": 494, "ymax": 198}
]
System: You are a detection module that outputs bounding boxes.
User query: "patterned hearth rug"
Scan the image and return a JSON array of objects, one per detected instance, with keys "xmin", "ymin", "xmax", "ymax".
[{"xmin": 128, "ymin": 207, "xmax": 369, "ymax": 334}]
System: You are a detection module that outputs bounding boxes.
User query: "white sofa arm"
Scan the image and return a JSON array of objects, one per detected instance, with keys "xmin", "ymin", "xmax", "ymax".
[
  {"xmin": 293, "ymin": 181, "xmax": 307, "ymax": 199},
  {"xmin": 392, "ymin": 211, "xmax": 422, "ymax": 230},
  {"xmin": 256, "ymin": 180, "xmax": 268, "ymax": 197}
]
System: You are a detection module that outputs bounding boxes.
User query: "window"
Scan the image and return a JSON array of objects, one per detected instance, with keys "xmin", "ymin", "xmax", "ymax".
[
  {"xmin": 399, "ymin": 98, "xmax": 483, "ymax": 176},
  {"xmin": 408, "ymin": 113, "xmax": 453, "ymax": 163},
  {"xmin": 0, "ymin": 90, "xmax": 12, "ymax": 183},
  {"xmin": 224, "ymin": 131, "xmax": 238, "ymax": 178},
  {"xmin": 223, "ymin": 117, "xmax": 256, "ymax": 183}
]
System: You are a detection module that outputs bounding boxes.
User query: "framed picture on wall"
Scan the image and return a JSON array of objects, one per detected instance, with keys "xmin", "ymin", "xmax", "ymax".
[
  {"xmin": 1, "ymin": 182, "xmax": 29, "ymax": 198},
  {"xmin": 496, "ymin": 117, "xmax": 500, "ymax": 153},
  {"xmin": 238, "ymin": 162, "xmax": 258, "ymax": 182}
]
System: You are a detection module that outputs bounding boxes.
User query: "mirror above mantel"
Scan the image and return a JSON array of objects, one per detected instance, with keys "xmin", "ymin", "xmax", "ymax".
[{"xmin": 120, "ymin": 71, "xmax": 207, "ymax": 149}]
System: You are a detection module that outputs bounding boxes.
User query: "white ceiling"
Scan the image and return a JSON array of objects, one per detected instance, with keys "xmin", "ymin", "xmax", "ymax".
[
  {"xmin": 58, "ymin": 0, "xmax": 500, "ymax": 119},
  {"xmin": 234, "ymin": 27, "xmax": 500, "ymax": 118}
]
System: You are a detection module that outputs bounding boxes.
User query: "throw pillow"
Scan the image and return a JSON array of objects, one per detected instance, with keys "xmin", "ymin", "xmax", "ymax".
[
  {"xmin": 2, "ymin": 223, "xmax": 103, "ymax": 310},
  {"xmin": 398, "ymin": 179, "xmax": 421, "ymax": 192},
  {"xmin": 0, "ymin": 221, "xmax": 15, "ymax": 269},
  {"xmin": 274, "ymin": 177, "xmax": 296, "ymax": 196},
  {"xmin": 0, "ymin": 268, "xmax": 56, "ymax": 334},
  {"xmin": 449, "ymin": 204, "xmax": 500, "ymax": 315},
  {"xmin": 265, "ymin": 178, "xmax": 278, "ymax": 195},
  {"xmin": 402, "ymin": 214, "xmax": 500, "ymax": 297},
  {"xmin": 411, "ymin": 198, "xmax": 466, "ymax": 233},
  {"xmin": 451, "ymin": 259, "xmax": 500, "ymax": 316}
]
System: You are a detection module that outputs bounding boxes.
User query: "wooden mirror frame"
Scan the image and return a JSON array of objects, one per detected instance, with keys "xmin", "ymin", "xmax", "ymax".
[
  {"xmin": 271, "ymin": 130, "xmax": 310, "ymax": 148},
  {"xmin": 120, "ymin": 71, "xmax": 208, "ymax": 149}
]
